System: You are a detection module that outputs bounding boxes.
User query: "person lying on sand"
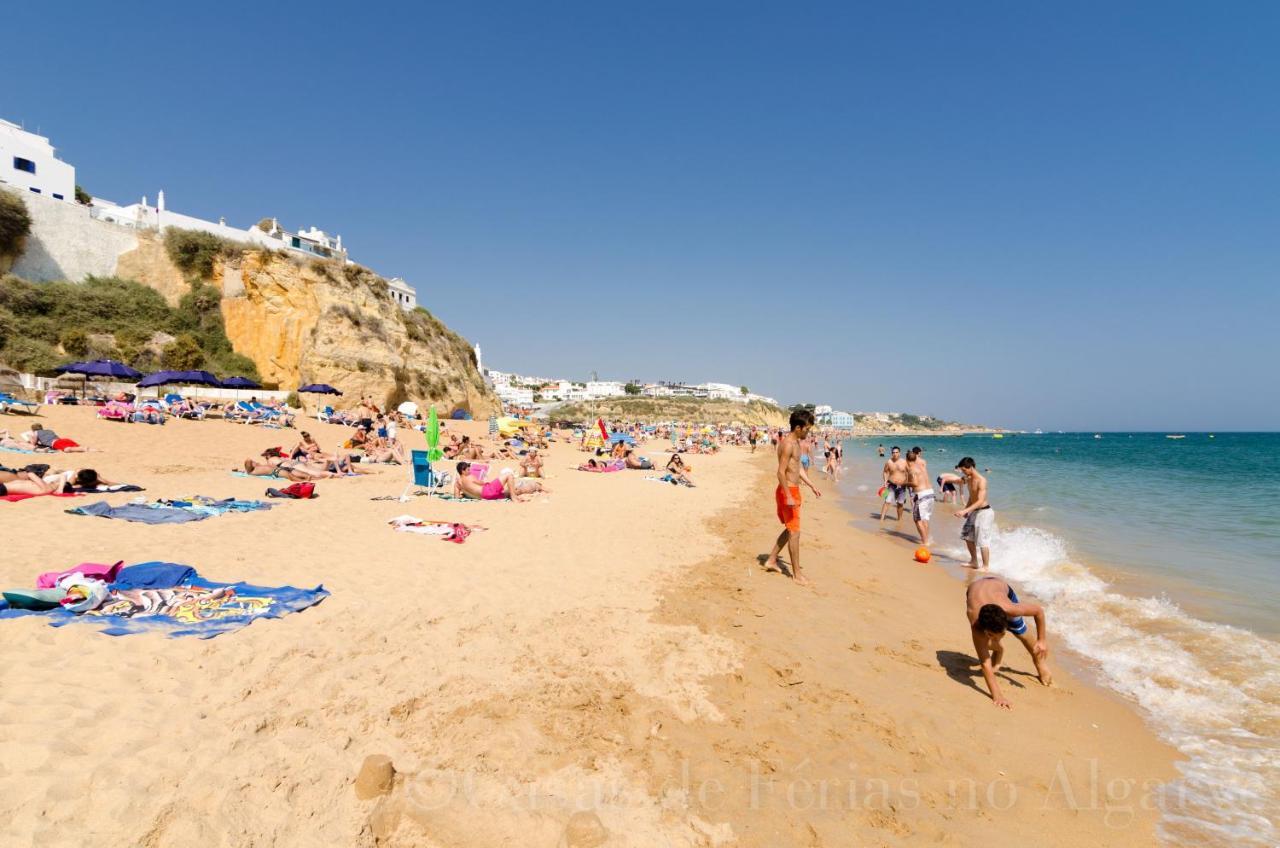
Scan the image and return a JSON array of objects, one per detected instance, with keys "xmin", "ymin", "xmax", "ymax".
[
  {"xmin": 0, "ymin": 468, "xmax": 58, "ymax": 497},
  {"xmin": 40, "ymin": 468, "xmax": 119, "ymax": 493},
  {"xmin": 0, "ymin": 430, "xmax": 32, "ymax": 451},
  {"xmin": 624, "ymin": 450, "xmax": 653, "ymax": 470},
  {"xmin": 21, "ymin": 424, "xmax": 89, "ymax": 453},
  {"xmin": 519, "ymin": 448, "xmax": 544, "ymax": 478},
  {"xmin": 242, "ymin": 454, "xmax": 338, "ymax": 481},
  {"xmin": 966, "ymin": 575, "xmax": 1053, "ymax": 709},
  {"xmin": 454, "ymin": 462, "xmax": 546, "ymax": 501}
]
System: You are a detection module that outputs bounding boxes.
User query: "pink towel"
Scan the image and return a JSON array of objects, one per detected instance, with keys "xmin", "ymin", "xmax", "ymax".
[{"xmin": 36, "ymin": 560, "xmax": 124, "ymax": 589}]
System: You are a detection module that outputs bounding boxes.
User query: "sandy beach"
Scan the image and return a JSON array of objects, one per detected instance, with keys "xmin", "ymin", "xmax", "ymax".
[{"xmin": 0, "ymin": 405, "xmax": 1174, "ymax": 846}]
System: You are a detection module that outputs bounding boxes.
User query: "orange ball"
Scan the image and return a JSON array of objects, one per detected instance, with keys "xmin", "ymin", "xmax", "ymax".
[{"xmin": 914, "ymin": 547, "xmax": 932, "ymax": 563}]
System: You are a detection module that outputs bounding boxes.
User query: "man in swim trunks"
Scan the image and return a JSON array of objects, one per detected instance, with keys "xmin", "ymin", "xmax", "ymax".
[
  {"xmin": 454, "ymin": 462, "xmax": 545, "ymax": 501},
  {"xmin": 879, "ymin": 446, "xmax": 909, "ymax": 526},
  {"xmin": 763, "ymin": 409, "xmax": 822, "ymax": 586},
  {"xmin": 905, "ymin": 446, "xmax": 934, "ymax": 547},
  {"xmin": 966, "ymin": 575, "xmax": 1052, "ymax": 708},
  {"xmin": 955, "ymin": 457, "xmax": 994, "ymax": 569},
  {"xmin": 936, "ymin": 471, "xmax": 964, "ymax": 504}
]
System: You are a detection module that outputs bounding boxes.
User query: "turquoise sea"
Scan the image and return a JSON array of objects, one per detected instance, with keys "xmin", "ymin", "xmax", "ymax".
[{"xmin": 837, "ymin": 432, "xmax": 1279, "ymax": 848}]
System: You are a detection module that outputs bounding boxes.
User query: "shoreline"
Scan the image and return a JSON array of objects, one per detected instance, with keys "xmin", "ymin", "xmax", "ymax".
[
  {"xmin": 640, "ymin": 450, "xmax": 1176, "ymax": 845},
  {"xmin": 650, "ymin": 450, "xmax": 1177, "ymax": 845}
]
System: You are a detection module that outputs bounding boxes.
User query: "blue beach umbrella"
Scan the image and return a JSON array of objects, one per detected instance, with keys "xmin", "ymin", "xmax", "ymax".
[
  {"xmin": 56, "ymin": 359, "xmax": 143, "ymax": 380},
  {"xmin": 298, "ymin": 383, "xmax": 343, "ymax": 396},
  {"xmin": 56, "ymin": 359, "xmax": 144, "ymax": 398},
  {"xmin": 221, "ymin": 376, "xmax": 260, "ymax": 389},
  {"xmin": 137, "ymin": 369, "xmax": 222, "ymax": 388}
]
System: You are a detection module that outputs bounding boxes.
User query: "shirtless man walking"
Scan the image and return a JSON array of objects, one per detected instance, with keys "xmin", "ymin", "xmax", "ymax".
[
  {"xmin": 879, "ymin": 446, "xmax": 909, "ymax": 525},
  {"xmin": 905, "ymin": 446, "xmax": 934, "ymax": 547},
  {"xmin": 955, "ymin": 457, "xmax": 995, "ymax": 569},
  {"xmin": 763, "ymin": 409, "xmax": 822, "ymax": 586},
  {"xmin": 966, "ymin": 575, "xmax": 1052, "ymax": 708}
]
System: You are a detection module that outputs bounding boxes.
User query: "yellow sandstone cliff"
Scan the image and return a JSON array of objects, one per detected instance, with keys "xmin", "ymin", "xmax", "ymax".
[{"xmin": 114, "ymin": 233, "xmax": 496, "ymax": 415}]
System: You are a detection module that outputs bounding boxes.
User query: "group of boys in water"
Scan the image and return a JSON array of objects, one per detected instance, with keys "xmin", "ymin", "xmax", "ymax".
[{"xmin": 763, "ymin": 410, "xmax": 1050, "ymax": 709}]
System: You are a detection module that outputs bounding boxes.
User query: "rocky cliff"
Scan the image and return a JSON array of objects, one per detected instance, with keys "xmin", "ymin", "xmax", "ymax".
[
  {"xmin": 214, "ymin": 251, "xmax": 495, "ymax": 414},
  {"xmin": 103, "ymin": 230, "xmax": 496, "ymax": 415}
]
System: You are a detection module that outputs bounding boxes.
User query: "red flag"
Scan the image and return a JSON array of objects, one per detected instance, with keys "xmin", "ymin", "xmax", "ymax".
[{"xmin": 597, "ymin": 418, "xmax": 609, "ymax": 441}]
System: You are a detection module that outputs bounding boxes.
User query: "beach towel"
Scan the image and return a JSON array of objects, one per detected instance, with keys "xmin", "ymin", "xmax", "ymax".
[
  {"xmin": 68, "ymin": 501, "xmax": 209, "ymax": 523},
  {"xmin": 388, "ymin": 515, "xmax": 477, "ymax": 543},
  {"xmin": 67, "ymin": 497, "xmax": 272, "ymax": 523},
  {"xmin": 0, "ymin": 444, "xmax": 35, "ymax": 454},
  {"xmin": 0, "ymin": 561, "xmax": 328, "ymax": 638},
  {"xmin": 1, "ymin": 492, "xmax": 80, "ymax": 503}
]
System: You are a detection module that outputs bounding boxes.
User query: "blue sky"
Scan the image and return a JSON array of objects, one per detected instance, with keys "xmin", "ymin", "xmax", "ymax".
[{"xmin": 7, "ymin": 2, "xmax": 1278, "ymax": 429}]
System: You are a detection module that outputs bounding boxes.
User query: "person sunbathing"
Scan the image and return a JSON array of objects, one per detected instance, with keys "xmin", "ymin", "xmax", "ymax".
[
  {"xmin": 0, "ymin": 430, "xmax": 31, "ymax": 450},
  {"xmin": 22, "ymin": 424, "xmax": 89, "ymax": 453},
  {"xmin": 361, "ymin": 433, "xmax": 406, "ymax": 464},
  {"xmin": 242, "ymin": 457, "xmax": 336, "ymax": 481},
  {"xmin": 454, "ymin": 462, "xmax": 545, "ymax": 500},
  {"xmin": 665, "ymin": 453, "xmax": 695, "ymax": 486},
  {"xmin": 519, "ymin": 448, "xmax": 544, "ymax": 478},
  {"xmin": 291, "ymin": 431, "xmax": 328, "ymax": 462},
  {"xmin": 0, "ymin": 468, "xmax": 58, "ymax": 496},
  {"xmin": 42, "ymin": 468, "xmax": 119, "ymax": 493},
  {"xmin": 624, "ymin": 450, "xmax": 653, "ymax": 470}
]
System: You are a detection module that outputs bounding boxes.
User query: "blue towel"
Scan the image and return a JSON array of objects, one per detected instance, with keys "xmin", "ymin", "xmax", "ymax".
[
  {"xmin": 0, "ymin": 561, "xmax": 328, "ymax": 638},
  {"xmin": 68, "ymin": 501, "xmax": 209, "ymax": 523},
  {"xmin": 111, "ymin": 561, "xmax": 198, "ymax": 589}
]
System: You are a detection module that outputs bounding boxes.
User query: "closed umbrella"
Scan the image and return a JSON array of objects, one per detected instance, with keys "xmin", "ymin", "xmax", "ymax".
[{"xmin": 427, "ymin": 406, "xmax": 442, "ymax": 461}]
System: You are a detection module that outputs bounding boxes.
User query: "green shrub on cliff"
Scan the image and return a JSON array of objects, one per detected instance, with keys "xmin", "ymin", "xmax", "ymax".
[
  {"xmin": 164, "ymin": 228, "xmax": 251, "ymax": 279},
  {"xmin": 0, "ymin": 274, "xmax": 258, "ymax": 380},
  {"xmin": 0, "ymin": 191, "xmax": 32, "ymax": 258}
]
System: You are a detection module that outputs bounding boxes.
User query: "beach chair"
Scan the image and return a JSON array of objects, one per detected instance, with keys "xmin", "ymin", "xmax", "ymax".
[
  {"xmin": 397, "ymin": 450, "xmax": 438, "ymax": 501},
  {"xmin": 318, "ymin": 405, "xmax": 334, "ymax": 423},
  {"xmin": 0, "ymin": 393, "xmax": 39, "ymax": 414}
]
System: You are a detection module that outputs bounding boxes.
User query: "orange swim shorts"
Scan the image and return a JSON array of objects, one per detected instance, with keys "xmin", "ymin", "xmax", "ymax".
[{"xmin": 775, "ymin": 485, "xmax": 802, "ymax": 532}]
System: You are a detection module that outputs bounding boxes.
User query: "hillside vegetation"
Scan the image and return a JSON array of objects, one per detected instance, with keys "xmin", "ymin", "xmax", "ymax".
[
  {"xmin": 553, "ymin": 396, "xmax": 787, "ymax": 426},
  {"xmin": 0, "ymin": 191, "xmax": 32, "ymax": 260},
  {"xmin": 0, "ymin": 274, "xmax": 258, "ymax": 379}
]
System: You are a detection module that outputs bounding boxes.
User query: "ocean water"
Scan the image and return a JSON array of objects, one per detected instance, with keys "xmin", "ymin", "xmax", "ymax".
[{"xmin": 836, "ymin": 432, "xmax": 1279, "ymax": 848}]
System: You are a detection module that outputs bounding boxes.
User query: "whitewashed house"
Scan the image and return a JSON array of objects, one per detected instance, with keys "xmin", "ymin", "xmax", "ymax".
[
  {"xmin": 386, "ymin": 277, "xmax": 416, "ymax": 310},
  {"xmin": 0, "ymin": 119, "xmax": 75, "ymax": 201}
]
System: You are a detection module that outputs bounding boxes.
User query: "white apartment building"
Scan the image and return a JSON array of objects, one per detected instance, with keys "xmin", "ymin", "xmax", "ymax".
[
  {"xmin": 386, "ymin": 277, "xmax": 417, "ymax": 310},
  {"xmin": 584, "ymin": 381, "xmax": 626, "ymax": 399},
  {"xmin": 496, "ymin": 385, "xmax": 534, "ymax": 407},
  {"xmin": 701, "ymin": 382, "xmax": 742, "ymax": 400},
  {"xmin": 0, "ymin": 119, "xmax": 75, "ymax": 201},
  {"xmin": 831, "ymin": 411, "xmax": 855, "ymax": 429}
]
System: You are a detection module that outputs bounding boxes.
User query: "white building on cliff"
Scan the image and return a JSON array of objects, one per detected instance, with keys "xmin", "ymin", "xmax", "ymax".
[{"xmin": 0, "ymin": 119, "xmax": 75, "ymax": 201}]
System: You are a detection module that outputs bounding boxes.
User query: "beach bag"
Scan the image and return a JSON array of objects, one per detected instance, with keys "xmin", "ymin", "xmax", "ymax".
[{"xmin": 266, "ymin": 482, "xmax": 316, "ymax": 499}]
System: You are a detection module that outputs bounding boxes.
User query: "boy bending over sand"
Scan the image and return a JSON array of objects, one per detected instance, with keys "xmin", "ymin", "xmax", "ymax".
[{"xmin": 966, "ymin": 576, "xmax": 1053, "ymax": 709}]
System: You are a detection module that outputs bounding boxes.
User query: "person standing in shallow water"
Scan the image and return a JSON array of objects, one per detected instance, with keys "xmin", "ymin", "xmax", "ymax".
[
  {"xmin": 905, "ymin": 446, "xmax": 934, "ymax": 547},
  {"xmin": 955, "ymin": 456, "xmax": 994, "ymax": 569},
  {"xmin": 763, "ymin": 409, "xmax": 822, "ymax": 586}
]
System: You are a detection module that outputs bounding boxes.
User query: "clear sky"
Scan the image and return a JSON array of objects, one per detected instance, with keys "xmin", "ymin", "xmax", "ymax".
[{"xmin": 7, "ymin": 2, "xmax": 1278, "ymax": 430}]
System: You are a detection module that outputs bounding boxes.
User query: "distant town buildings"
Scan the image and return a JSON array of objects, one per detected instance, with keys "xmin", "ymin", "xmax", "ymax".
[
  {"xmin": 816, "ymin": 406, "xmax": 856, "ymax": 430},
  {"xmin": 0, "ymin": 119, "xmax": 75, "ymax": 201},
  {"xmin": 485, "ymin": 370, "xmax": 778, "ymax": 410}
]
